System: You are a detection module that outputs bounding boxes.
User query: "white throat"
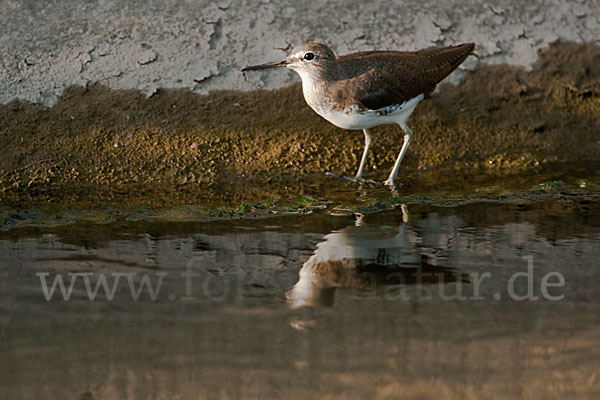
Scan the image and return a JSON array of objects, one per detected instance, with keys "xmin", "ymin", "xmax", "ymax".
[{"xmin": 291, "ymin": 69, "xmax": 327, "ymax": 114}]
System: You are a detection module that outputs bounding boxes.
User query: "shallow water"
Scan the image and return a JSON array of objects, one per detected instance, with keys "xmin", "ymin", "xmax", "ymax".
[{"xmin": 1, "ymin": 201, "xmax": 599, "ymax": 399}]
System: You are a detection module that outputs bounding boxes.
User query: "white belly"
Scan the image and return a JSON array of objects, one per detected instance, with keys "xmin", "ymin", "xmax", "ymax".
[{"xmin": 306, "ymin": 90, "xmax": 424, "ymax": 130}]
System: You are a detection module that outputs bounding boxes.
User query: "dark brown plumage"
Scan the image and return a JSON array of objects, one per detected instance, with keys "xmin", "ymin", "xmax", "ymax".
[{"xmin": 331, "ymin": 43, "xmax": 475, "ymax": 110}]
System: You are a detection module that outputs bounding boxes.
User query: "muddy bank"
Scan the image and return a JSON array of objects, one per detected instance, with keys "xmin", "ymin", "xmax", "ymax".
[{"xmin": 1, "ymin": 42, "xmax": 599, "ymax": 199}]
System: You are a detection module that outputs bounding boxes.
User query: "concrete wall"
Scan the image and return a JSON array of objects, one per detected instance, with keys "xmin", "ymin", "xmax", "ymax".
[{"xmin": 1, "ymin": 0, "xmax": 599, "ymax": 106}]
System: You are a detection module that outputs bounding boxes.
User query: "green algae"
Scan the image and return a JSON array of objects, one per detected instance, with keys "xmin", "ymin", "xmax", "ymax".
[{"xmin": 1, "ymin": 162, "xmax": 599, "ymax": 235}]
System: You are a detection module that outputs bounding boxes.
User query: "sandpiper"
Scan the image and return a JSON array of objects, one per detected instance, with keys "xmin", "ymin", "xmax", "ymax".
[{"xmin": 242, "ymin": 42, "xmax": 475, "ymax": 185}]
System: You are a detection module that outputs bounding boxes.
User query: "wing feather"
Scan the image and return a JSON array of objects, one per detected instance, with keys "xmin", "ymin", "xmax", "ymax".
[{"xmin": 333, "ymin": 43, "xmax": 474, "ymax": 111}]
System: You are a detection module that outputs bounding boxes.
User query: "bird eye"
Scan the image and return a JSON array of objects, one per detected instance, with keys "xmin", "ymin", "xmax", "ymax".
[{"xmin": 303, "ymin": 52, "xmax": 315, "ymax": 61}]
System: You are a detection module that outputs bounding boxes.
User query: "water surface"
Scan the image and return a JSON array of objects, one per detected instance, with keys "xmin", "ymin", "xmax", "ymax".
[{"xmin": 1, "ymin": 201, "xmax": 599, "ymax": 399}]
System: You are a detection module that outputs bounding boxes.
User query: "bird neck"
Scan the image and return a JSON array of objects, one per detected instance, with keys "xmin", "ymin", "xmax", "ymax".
[
  {"xmin": 295, "ymin": 62, "xmax": 341, "ymax": 113},
  {"xmin": 301, "ymin": 74, "xmax": 326, "ymax": 111}
]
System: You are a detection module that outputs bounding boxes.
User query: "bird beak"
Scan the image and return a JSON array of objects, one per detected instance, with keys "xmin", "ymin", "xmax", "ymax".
[{"xmin": 241, "ymin": 60, "xmax": 289, "ymax": 72}]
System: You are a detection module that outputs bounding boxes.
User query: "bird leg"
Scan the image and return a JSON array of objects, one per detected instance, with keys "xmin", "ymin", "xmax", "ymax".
[
  {"xmin": 355, "ymin": 128, "xmax": 371, "ymax": 179},
  {"xmin": 343, "ymin": 128, "xmax": 372, "ymax": 182},
  {"xmin": 384, "ymin": 122, "xmax": 413, "ymax": 186}
]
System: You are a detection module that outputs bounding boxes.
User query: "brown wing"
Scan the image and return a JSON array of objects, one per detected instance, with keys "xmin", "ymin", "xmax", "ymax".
[
  {"xmin": 336, "ymin": 43, "xmax": 475, "ymax": 111},
  {"xmin": 352, "ymin": 68, "xmax": 426, "ymax": 111}
]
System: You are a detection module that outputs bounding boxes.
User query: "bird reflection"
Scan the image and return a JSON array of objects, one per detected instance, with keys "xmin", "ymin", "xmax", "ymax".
[{"xmin": 287, "ymin": 206, "xmax": 465, "ymax": 308}]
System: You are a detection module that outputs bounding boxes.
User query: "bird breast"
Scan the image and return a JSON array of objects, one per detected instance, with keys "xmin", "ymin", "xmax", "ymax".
[
  {"xmin": 301, "ymin": 78, "xmax": 356, "ymax": 126},
  {"xmin": 301, "ymin": 78, "xmax": 329, "ymax": 112}
]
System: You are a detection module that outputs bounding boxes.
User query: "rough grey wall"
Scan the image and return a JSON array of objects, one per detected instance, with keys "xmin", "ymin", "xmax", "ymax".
[{"xmin": 1, "ymin": 0, "xmax": 599, "ymax": 106}]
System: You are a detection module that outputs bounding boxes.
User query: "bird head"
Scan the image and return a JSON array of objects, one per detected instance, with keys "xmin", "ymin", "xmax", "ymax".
[{"xmin": 241, "ymin": 42, "xmax": 337, "ymax": 81}]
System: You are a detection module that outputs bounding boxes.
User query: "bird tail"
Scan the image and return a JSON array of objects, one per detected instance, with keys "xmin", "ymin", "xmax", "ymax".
[
  {"xmin": 444, "ymin": 43, "xmax": 476, "ymax": 71},
  {"xmin": 416, "ymin": 42, "xmax": 476, "ymax": 82}
]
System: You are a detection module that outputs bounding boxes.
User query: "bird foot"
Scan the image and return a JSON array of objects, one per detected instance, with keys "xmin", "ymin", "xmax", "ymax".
[
  {"xmin": 383, "ymin": 178, "xmax": 400, "ymax": 195},
  {"xmin": 342, "ymin": 175, "xmax": 375, "ymax": 184}
]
